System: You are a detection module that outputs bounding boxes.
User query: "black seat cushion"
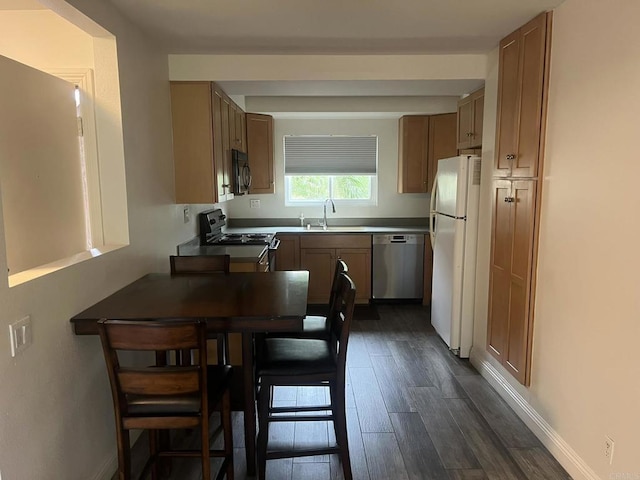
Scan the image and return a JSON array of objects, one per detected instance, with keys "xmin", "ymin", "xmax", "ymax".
[
  {"xmin": 126, "ymin": 364, "xmax": 232, "ymax": 416},
  {"xmin": 257, "ymin": 338, "xmax": 336, "ymax": 377}
]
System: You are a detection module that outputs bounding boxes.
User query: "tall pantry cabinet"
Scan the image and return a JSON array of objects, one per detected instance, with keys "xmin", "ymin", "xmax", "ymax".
[{"xmin": 487, "ymin": 12, "xmax": 552, "ymax": 385}]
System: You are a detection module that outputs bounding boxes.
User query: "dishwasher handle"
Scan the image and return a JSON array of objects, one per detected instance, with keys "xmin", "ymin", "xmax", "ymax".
[{"xmin": 372, "ymin": 234, "xmax": 424, "ymax": 245}]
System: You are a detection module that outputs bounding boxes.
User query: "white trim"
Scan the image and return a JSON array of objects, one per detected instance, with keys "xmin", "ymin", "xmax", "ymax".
[
  {"xmin": 93, "ymin": 453, "xmax": 117, "ymax": 480},
  {"xmin": 469, "ymin": 349, "xmax": 601, "ymax": 480}
]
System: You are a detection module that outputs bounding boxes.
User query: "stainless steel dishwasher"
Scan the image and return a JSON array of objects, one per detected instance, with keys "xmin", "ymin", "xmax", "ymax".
[{"xmin": 372, "ymin": 234, "xmax": 424, "ymax": 299}]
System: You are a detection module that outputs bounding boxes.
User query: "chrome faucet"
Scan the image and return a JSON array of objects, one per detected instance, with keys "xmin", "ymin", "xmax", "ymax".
[{"xmin": 322, "ymin": 198, "xmax": 336, "ymax": 230}]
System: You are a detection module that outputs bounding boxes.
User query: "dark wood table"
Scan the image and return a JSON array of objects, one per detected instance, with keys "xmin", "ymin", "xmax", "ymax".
[{"xmin": 71, "ymin": 271, "xmax": 309, "ymax": 476}]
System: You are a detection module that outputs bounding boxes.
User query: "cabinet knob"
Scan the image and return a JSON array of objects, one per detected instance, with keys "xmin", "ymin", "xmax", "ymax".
[
  {"xmin": 467, "ymin": 132, "xmax": 473, "ymax": 137},
  {"xmin": 504, "ymin": 197, "xmax": 515, "ymax": 203},
  {"xmin": 506, "ymin": 154, "xmax": 516, "ymax": 160}
]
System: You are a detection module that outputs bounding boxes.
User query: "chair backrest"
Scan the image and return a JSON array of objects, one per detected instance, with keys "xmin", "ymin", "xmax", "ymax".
[
  {"xmin": 327, "ymin": 272, "xmax": 356, "ymax": 374},
  {"xmin": 98, "ymin": 319, "xmax": 209, "ymax": 422},
  {"xmin": 170, "ymin": 255, "xmax": 230, "ymax": 274},
  {"xmin": 328, "ymin": 259, "xmax": 348, "ymax": 307}
]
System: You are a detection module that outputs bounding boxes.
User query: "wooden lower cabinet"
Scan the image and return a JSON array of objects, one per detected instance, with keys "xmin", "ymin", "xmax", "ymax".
[
  {"xmin": 487, "ymin": 179, "xmax": 536, "ymax": 384},
  {"xmin": 275, "ymin": 234, "xmax": 300, "ymax": 270},
  {"xmin": 300, "ymin": 235, "xmax": 371, "ymax": 304}
]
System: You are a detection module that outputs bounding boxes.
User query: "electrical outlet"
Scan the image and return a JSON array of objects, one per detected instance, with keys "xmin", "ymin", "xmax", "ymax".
[
  {"xmin": 250, "ymin": 199, "xmax": 260, "ymax": 209},
  {"xmin": 182, "ymin": 205, "xmax": 190, "ymax": 223},
  {"xmin": 604, "ymin": 436, "xmax": 615, "ymax": 464},
  {"xmin": 9, "ymin": 315, "xmax": 32, "ymax": 357}
]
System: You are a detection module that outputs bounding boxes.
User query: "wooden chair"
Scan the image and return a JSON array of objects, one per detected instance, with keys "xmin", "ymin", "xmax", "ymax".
[
  {"xmin": 268, "ymin": 259, "xmax": 348, "ymax": 340},
  {"xmin": 98, "ymin": 319, "xmax": 234, "ymax": 480},
  {"xmin": 170, "ymin": 254, "xmax": 231, "ymax": 364},
  {"xmin": 255, "ymin": 272, "xmax": 356, "ymax": 480}
]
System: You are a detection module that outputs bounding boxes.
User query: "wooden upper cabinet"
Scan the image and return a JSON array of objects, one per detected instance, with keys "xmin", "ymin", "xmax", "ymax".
[
  {"xmin": 246, "ymin": 113, "xmax": 274, "ymax": 194},
  {"xmin": 427, "ymin": 113, "xmax": 458, "ymax": 192},
  {"xmin": 456, "ymin": 88, "xmax": 484, "ymax": 149},
  {"xmin": 398, "ymin": 115, "xmax": 429, "ymax": 193},
  {"xmin": 170, "ymin": 82, "xmax": 220, "ymax": 204},
  {"xmin": 495, "ymin": 13, "xmax": 548, "ymax": 178},
  {"xmin": 398, "ymin": 113, "xmax": 457, "ymax": 193}
]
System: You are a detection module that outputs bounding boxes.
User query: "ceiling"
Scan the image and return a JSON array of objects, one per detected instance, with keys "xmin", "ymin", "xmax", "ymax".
[
  {"xmin": 4, "ymin": 0, "xmax": 563, "ymax": 100},
  {"xmin": 107, "ymin": 0, "xmax": 563, "ymax": 56}
]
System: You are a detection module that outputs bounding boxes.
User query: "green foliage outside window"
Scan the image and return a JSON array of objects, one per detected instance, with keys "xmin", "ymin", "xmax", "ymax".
[{"xmin": 288, "ymin": 175, "xmax": 371, "ymax": 201}]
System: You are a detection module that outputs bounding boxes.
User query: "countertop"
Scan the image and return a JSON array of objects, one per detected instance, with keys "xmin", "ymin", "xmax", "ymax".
[
  {"xmin": 177, "ymin": 225, "xmax": 430, "ymax": 261},
  {"xmin": 224, "ymin": 225, "xmax": 430, "ymax": 235}
]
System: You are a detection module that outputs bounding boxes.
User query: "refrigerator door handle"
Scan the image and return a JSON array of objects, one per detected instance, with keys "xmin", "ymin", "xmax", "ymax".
[{"xmin": 429, "ymin": 170, "xmax": 439, "ymax": 249}]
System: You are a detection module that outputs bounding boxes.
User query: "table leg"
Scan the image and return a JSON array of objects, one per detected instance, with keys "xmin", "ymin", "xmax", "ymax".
[{"xmin": 242, "ymin": 333, "xmax": 257, "ymax": 476}]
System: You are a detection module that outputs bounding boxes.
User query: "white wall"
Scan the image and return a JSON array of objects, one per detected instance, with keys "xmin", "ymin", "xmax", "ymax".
[
  {"xmin": 472, "ymin": 1, "xmax": 640, "ymax": 478},
  {"xmin": 0, "ymin": 1, "xmax": 197, "ymax": 478},
  {"xmin": 226, "ymin": 116, "xmax": 433, "ymax": 220}
]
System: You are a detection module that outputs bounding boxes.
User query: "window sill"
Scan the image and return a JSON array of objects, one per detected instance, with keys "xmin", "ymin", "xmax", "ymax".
[{"xmin": 8, "ymin": 244, "xmax": 127, "ymax": 288}]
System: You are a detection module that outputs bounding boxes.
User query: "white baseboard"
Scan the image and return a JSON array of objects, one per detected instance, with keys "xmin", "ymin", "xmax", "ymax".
[
  {"xmin": 469, "ymin": 350, "xmax": 600, "ymax": 480},
  {"xmin": 93, "ymin": 453, "xmax": 116, "ymax": 480}
]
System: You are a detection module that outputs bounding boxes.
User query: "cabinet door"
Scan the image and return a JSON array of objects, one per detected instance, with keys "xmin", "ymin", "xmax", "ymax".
[
  {"xmin": 275, "ymin": 234, "xmax": 300, "ymax": 271},
  {"xmin": 456, "ymin": 97, "xmax": 473, "ymax": 149},
  {"xmin": 428, "ymin": 113, "xmax": 458, "ymax": 192},
  {"xmin": 470, "ymin": 90, "xmax": 484, "ymax": 148},
  {"xmin": 301, "ymin": 248, "xmax": 335, "ymax": 304},
  {"xmin": 337, "ymin": 248, "xmax": 371, "ymax": 304},
  {"xmin": 170, "ymin": 82, "xmax": 217, "ymax": 204},
  {"xmin": 511, "ymin": 14, "xmax": 547, "ymax": 178},
  {"xmin": 398, "ymin": 115, "xmax": 429, "ymax": 193},
  {"xmin": 504, "ymin": 180, "xmax": 536, "ymax": 383},
  {"xmin": 246, "ymin": 113, "xmax": 274, "ymax": 194},
  {"xmin": 220, "ymin": 97, "xmax": 232, "ymax": 196},
  {"xmin": 487, "ymin": 180, "xmax": 514, "ymax": 361},
  {"xmin": 236, "ymin": 109, "xmax": 246, "ymax": 152},
  {"xmin": 495, "ymin": 29, "xmax": 521, "ymax": 177},
  {"xmin": 212, "ymin": 89, "xmax": 227, "ymax": 200},
  {"xmin": 495, "ymin": 13, "xmax": 547, "ymax": 178},
  {"xmin": 487, "ymin": 180, "xmax": 536, "ymax": 384}
]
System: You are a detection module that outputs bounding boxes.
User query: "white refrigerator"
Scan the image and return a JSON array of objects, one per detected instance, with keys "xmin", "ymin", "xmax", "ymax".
[{"xmin": 429, "ymin": 155, "xmax": 481, "ymax": 358}]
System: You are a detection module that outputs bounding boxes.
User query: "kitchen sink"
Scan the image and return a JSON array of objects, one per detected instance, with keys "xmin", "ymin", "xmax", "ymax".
[{"xmin": 304, "ymin": 225, "xmax": 367, "ymax": 232}]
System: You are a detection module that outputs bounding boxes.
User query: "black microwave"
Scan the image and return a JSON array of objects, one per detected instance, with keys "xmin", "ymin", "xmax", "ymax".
[{"xmin": 232, "ymin": 149, "xmax": 251, "ymax": 195}]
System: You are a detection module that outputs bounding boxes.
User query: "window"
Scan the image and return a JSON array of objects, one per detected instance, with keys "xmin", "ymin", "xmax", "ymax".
[
  {"xmin": 0, "ymin": 6, "xmax": 128, "ymax": 287},
  {"xmin": 284, "ymin": 135, "xmax": 378, "ymax": 205}
]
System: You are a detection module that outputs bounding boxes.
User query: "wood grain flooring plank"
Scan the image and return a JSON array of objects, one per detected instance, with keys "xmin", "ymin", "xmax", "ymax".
[
  {"xmin": 370, "ymin": 355, "xmax": 415, "ymax": 413},
  {"xmin": 419, "ymin": 335, "xmax": 478, "ymax": 376},
  {"xmin": 456, "ymin": 375, "xmax": 540, "ymax": 448},
  {"xmin": 347, "ymin": 332, "xmax": 373, "ymax": 368},
  {"xmin": 413, "ymin": 343, "xmax": 469, "ymax": 399},
  {"xmin": 446, "ymin": 398, "xmax": 527, "ymax": 480},
  {"xmin": 390, "ymin": 412, "xmax": 448, "ymax": 479},
  {"xmin": 265, "ymin": 458, "xmax": 292, "ymax": 480},
  {"xmin": 447, "ymin": 469, "xmax": 489, "ymax": 480},
  {"xmin": 292, "ymin": 462, "xmax": 331, "ymax": 480},
  {"xmin": 362, "ymin": 432, "xmax": 410, "ymax": 480},
  {"xmin": 335, "ymin": 407, "xmax": 372, "ymax": 480},
  {"xmin": 349, "ymin": 367, "xmax": 394, "ymax": 433},
  {"xmin": 388, "ymin": 340, "xmax": 435, "ymax": 387},
  {"xmin": 508, "ymin": 447, "xmax": 571, "ymax": 480},
  {"xmin": 361, "ymin": 320, "xmax": 392, "ymax": 356},
  {"xmin": 410, "ymin": 387, "xmax": 480, "ymax": 469}
]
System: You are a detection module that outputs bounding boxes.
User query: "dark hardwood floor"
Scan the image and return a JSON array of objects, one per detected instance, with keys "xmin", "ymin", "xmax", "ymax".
[{"xmin": 126, "ymin": 304, "xmax": 571, "ymax": 480}]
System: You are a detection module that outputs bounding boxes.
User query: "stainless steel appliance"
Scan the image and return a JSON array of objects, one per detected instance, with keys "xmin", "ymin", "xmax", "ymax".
[
  {"xmin": 429, "ymin": 155, "xmax": 481, "ymax": 358},
  {"xmin": 232, "ymin": 149, "xmax": 251, "ymax": 195},
  {"xmin": 198, "ymin": 209, "xmax": 279, "ymax": 269},
  {"xmin": 372, "ymin": 234, "xmax": 424, "ymax": 299}
]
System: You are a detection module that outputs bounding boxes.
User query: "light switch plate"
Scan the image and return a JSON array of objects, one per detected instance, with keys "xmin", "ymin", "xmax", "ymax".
[
  {"xmin": 9, "ymin": 315, "xmax": 32, "ymax": 357},
  {"xmin": 183, "ymin": 205, "xmax": 190, "ymax": 223}
]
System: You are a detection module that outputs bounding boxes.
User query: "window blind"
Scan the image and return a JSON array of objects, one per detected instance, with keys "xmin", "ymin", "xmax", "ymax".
[{"xmin": 284, "ymin": 135, "xmax": 377, "ymax": 175}]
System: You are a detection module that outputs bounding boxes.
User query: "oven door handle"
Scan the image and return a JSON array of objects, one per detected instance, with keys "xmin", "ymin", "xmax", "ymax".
[{"xmin": 268, "ymin": 238, "xmax": 280, "ymax": 250}]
